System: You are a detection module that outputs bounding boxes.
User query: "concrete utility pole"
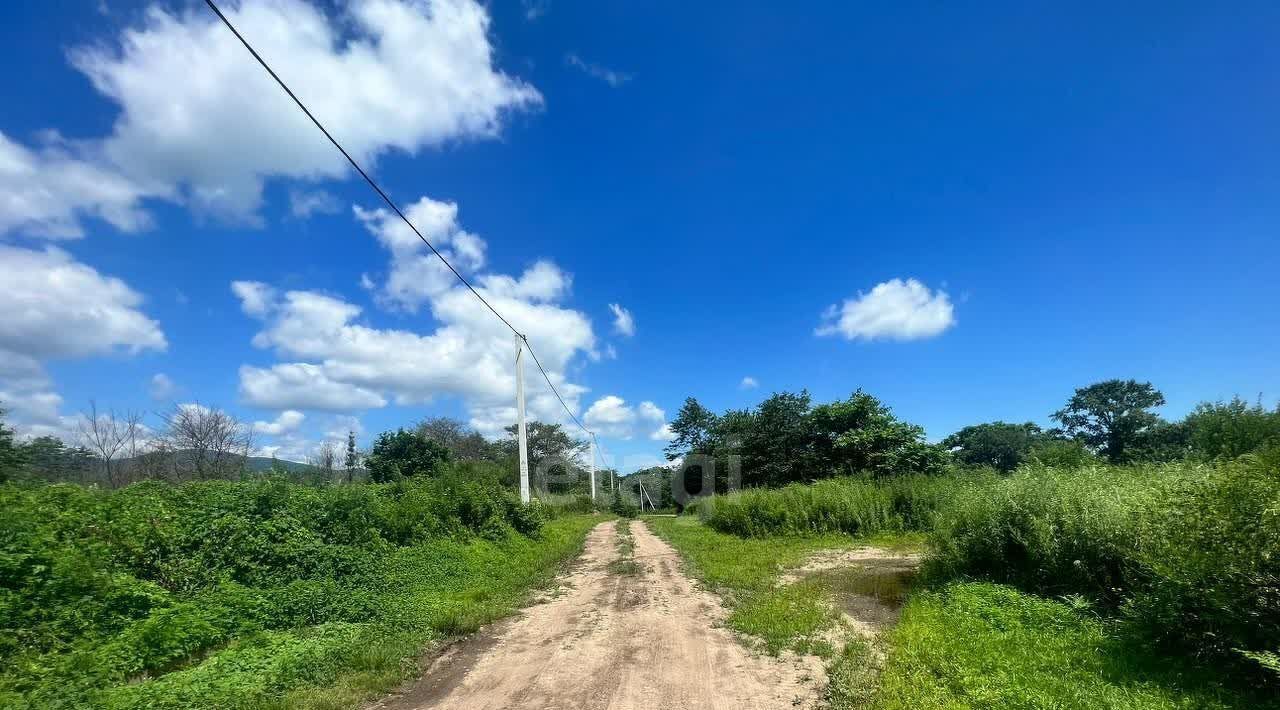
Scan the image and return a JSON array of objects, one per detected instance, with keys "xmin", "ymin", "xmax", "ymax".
[
  {"xmin": 589, "ymin": 434, "xmax": 597, "ymax": 502},
  {"xmin": 515, "ymin": 335, "xmax": 530, "ymax": 504}
]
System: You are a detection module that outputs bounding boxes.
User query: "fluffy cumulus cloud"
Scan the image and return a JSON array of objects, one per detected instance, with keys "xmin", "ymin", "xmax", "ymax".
[
  {"xmin": 816, "ymin": 278, "xmax": 956, "ymax": 341},
  {"xmin": 583, "ymin": 396, "xmax": 670, "ymax": 440},
  {"xmin": 0, "ymin": 245, "xmax": 165, "ymax": 436},
  {"xmin": 584, "ymin": 395, "xmax": 634, "ymax": 438},
  {"xmin": 740, "ymin": 376, "xmax": 758, "ymax": 389},
  {"xmin": 0, "ymin": 245, "xmax": 166, "ymax": 362},
  {"xmin": 354, "ymin": 196, "xmax": 490, "ymax": 310},
  {"xmin": 0, "ymin": 0, "xmax": 540, "ymax": 236},
  {"xmin": 0, "ymin": 131, "xmax": 156, "ymax": 238},
  {"xmin": 252, "ymin": 409, "xmax": 306, "ymax": 436},
  {"xmin": 608, "ymin": 303, "xmax": 635, "ymax": 337},
  {"xmin": 232, "ymin": 251, "xmax": 597, "ymax": 434}
]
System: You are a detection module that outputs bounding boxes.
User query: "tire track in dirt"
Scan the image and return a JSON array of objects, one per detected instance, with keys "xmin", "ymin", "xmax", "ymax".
[{"xmin": 371, "ymin": 520, "xmax": 822, "ymax": 710}]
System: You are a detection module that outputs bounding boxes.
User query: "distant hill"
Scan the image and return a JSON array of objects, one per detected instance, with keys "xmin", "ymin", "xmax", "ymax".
[
  {"xmin": 243, "ymin": 456, "xmax": 319, "ymax": 473},
  {"xmin": 116, "ymin": 451, "xmax": 323, "ymax": 476}
]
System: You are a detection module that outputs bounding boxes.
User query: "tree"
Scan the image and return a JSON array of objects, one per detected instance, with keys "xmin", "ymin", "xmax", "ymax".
[
  {"xmin": 942, "ymin": 421, "xmax": 1042, "ymax": 472},
  {"xmin": 416, "ymin": 416, "xmax": 500, "ymax": 461},
  {"xmin": 739, "ymin": 391, "xmax": 812, "ymax": 486},
  {"xmin": 344, "ymin": 430, "xmax": 358, "ymax": 483},
  {"xmin": 664, "ymin": 397, "xmax": 718, "ymax": 460},
  {"xmin": 808, "ymin": 390, "xmax": 946, "ymax": 478},
  {"xmin": 1051, "ymin": 380, "xmax": 1166, "ymax": 463},
  {"xmin": 1182, "ymin": 396, "xmax": 1280, "ymax": 460},
  {"xmin": 78, "ymin": 401, "xmax": 143, "ymax": 487},
  {"xmin": 158, "ymin": 403, "xmax": 253, "ymax": 480},
  {"xmin": 365, "ymin": 428, "xmax": 450, "ymax": 483},
  {"xmin": 310, "ymin": 440, "xmax": 339, "ymax": 478},
  {"xmin": 499, "ymin": 421, "xmax": 587, "ymax": 493}
]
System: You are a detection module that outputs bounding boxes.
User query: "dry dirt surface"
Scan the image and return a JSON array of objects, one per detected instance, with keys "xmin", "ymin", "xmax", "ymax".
[{"xmin": 370, "ymin": 520, "xmax": 823, "ymax": 710}]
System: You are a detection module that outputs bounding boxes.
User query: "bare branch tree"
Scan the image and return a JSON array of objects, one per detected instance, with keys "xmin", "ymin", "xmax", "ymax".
[
  {"xmin": 78, "ymin": 401, "xmax": 141, "ymax": 488},
  {"xmin": 309, "ymin": 440, "xmax": 339, "ymax": 480},
  {"xmin": 159, "ymin": 403, "xmax": 253, "ymax": 481}
]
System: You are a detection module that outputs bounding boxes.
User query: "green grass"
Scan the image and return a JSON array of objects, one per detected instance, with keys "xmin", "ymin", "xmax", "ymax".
[{"xmin": 873, "ymin": 582, "xmax": 1277, "ymax": 710}]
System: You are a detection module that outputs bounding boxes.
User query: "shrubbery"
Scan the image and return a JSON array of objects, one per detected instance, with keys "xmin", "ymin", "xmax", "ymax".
[
  {"xmin": 0, "ymin": 469, "xmax": 574, "ymax": 708},
  {"xmin": 927, "ymin": 458, "xmax": 1279, "ymax": 674}
]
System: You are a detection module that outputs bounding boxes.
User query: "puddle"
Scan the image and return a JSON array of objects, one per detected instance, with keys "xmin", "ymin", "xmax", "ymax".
[{"xmin": 807, "ymin": 559, "xmax": 918, "ymax": 632}]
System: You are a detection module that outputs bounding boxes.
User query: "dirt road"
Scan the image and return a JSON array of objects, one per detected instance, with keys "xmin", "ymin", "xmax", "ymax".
[{"xmin": 373, "ymin": 520, "xmax": 822, "ymax": 710}]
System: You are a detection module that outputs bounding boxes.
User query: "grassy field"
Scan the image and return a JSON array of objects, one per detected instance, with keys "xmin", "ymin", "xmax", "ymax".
[{"xmin": 875, "ymin": 583, "xmax": 1274, "ymax": 710}]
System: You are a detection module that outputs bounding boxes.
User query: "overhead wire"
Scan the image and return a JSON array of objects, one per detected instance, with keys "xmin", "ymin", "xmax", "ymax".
[{"xmin": 203, "ymin": 0, "xmax": 593, "ymax": 437}]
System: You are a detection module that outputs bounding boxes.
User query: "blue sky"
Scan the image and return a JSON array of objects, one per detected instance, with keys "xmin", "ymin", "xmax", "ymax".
[{"xmin": 1, "ymin": 0, "xmax": 1277, "ymax": 469}]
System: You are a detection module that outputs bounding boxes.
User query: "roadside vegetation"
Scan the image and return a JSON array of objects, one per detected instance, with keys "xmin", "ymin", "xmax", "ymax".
[
  {"xmin": 654, "ymin": 379, "xmax": 1280, "ymax": 708},
  {"xmin": 0, "ymin": 409, "xmax": 604, "ymax": 710}
]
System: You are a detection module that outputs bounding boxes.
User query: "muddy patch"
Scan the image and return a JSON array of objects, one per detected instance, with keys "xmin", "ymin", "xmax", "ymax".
[{"xmin": 784, "ymin": 547, "xmax": 921, "ymax": 638}]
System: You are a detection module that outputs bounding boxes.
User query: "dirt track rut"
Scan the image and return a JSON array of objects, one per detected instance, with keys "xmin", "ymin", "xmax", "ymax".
[{"xmin": 372, "ymin": 519, "xmax": 822, "ymax": 710}]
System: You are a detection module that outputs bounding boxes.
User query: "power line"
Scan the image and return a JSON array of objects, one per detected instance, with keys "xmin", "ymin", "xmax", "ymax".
[{"xmin": 204, "ymin": 0, "xmax": 593, "ymax": 437}]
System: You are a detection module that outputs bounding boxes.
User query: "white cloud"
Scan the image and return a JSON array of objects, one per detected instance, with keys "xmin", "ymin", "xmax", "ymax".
[
  {"xmin": 354, "ymin": 196, "xmax": 490, "ymax": 310},
  {"xmin": 232, "ymin": 255, "xmax": 597, "ymax": 432},
  {"xmin": 0, "ymin": 244, "xmax": 166, "ymax": 363},
  {"xmin": 637, "ymin": 400, "xmax": 673, "ymax": 441},
  {"xmin": 0, "ymin": 0, "xmax": 540, "ymax": 236},
  {"xmin": 288, "ymin": 189, "xmax": 341, "ymax": 218},
  {"xmin": 583, "ymin": 396, "xmax": 670, "ymax": 441},
  {"xmin": 584, "ymin": 395, "xmax": 635, "ymax": 439},
  {"xmin": 565, "ymin": 53, "xmax": 632, "ymax": 87},
  {"xmin": 0, "ymin": 131, "xmax": 156, "ymax": 238},
  {"xmin": 740, "ymin": 376, "xmax": 758, "ymax": 390},
  {"xmin": 149, "ymin": 373, "xmax": 176, "ymax": 400},
  {"xmin": 816, "ymin": 278, "xmax": 956, "ymax": 341},
  {"xmin": 239, "ymin": 363, "xmax": 388, "ymax": 411},
  {"xmin": 252, "ymin": 409, "xmax": 306, "ymax": 436},
  {"xmin": 609, "ymin": 303, "xmax": 635, "ymax": 337},
  {"xmin": 231, "ymin": 280, "xmax": 277, "ymax": 317}
]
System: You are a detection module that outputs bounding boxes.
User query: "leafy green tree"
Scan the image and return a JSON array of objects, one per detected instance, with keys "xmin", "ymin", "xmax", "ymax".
[
  {"xmin": 664, "ymin": 397, "xmax": 718, "ymax": 460},
  {"xmin": 365, "ymin": 428, "xmax": 450, "ymax": 483},
  {"xmin": 1052, "ymin": 379, "xmax": 1166, "ymax": 463},
  {"xmin": 1182, "ymin": 396, "xmax": 1280, "ymax": 460},
  {"xmin": 417, "ymin": 416, "xmax": 502, "ymax": 461},
  {"xmin": 808, "ymin": 390, "xmax": 946, "ymax": 478},
  {"xmin": 942, "ymin": 421, "xmax": 1042, "ymax": 472},
  {"xmin": 739, "ymin": 391, "xmax": 813, "ymax": 486},
  {"xmin": 498, "ymin": 421, "xmax": 587, "ymax": 493}
]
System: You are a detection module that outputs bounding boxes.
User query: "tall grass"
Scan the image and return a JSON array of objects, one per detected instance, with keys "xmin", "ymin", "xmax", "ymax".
[{"xmin": 698, "ymin": 473, "xmax": 986, "ymax": 538}]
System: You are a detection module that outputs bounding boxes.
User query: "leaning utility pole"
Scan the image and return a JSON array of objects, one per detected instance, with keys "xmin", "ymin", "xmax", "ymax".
[{"xmin": 515, "ymin": 335, "xmax": 530, "ymax": 504}]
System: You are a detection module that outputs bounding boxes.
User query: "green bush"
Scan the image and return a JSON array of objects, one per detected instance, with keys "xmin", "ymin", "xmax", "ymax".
[
  {"xmin": 0, "ymin": 468, "xmax": 574, "ymax": 707},
  {"xmin": 926, "ymin": 459, "xmax": 1280, "ymax": 670}
]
